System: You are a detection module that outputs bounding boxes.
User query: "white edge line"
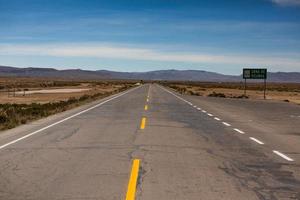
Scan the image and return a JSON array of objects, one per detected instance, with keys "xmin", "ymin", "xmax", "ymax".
[
  {"xmin": 249, "ymin": 137, "xmax": 264, "ymax": 145},
  {"xmin": 197, "ymin": 108, "xmax": 201, "ymax": 110},
  {"xmin": 207, "ymin": 113, "xmax": 213, "ymax": 117},
  {"xmin": 233, "ymin": 128, "xmax": 245, "ymax": 134},
  {"xmin": 214, "ymin": 117, "xmax": 221, "ymax": 121},
  {"xmin": 222, "ymin": 122, "xmax": 231, "ymax": 127},
  {"xmin": 202, "ymin": 110, "xmax": 207, "ymax": 113},
  {"xmin": 273, "ymin": 150, "xmax": 294, "ymax": 162},
  {"xmin": 0, "ymin": 85, "xmax": 142, "ymax": 150}
]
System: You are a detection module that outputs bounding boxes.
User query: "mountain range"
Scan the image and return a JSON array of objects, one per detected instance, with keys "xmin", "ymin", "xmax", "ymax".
[{"xmin": 0, "ymin": 65, "xmax": 299, "ymax": 83}]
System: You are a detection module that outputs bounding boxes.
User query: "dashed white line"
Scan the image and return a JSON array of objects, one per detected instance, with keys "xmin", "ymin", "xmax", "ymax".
[
  {"xmin": 249, "ymin": 137, "xmax": 264, "ymax": 145},
  {"xmin": 222, "ymin": 122, "xmax": 231, "ymax": 127},
  {"xmin": 214, "ymin": 117, "xmax": 221, "ymax": 121},
  {"xmin": 233, "ymin": 128, "xmax": 245, "ymax": 134},
  {"xmin": 207, "ymin": 113, "xmax": 213, "ymax": 117},
  {"xmin": 273, "ymin": 150, "xmax": 294, "ymax": 162},
  {"xmin": 193, "ymin": 105, "xmax": 197, "ymax": 108},
  {"xmin": 158, "ymin": 85, "xmax": 296, "ymax": 162}
]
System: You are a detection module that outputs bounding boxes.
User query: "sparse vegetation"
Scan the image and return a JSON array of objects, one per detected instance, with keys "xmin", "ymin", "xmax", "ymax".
[
  {"xmin": 161, "ymin": 81, "xmax": 300, "ymax": 92},
  {"xmin": 208, "ymin": 92, "xmax": 226, "ymax": 98},
  {"xmin": 161, "ymin": 81, "xmax": 300, "ymax": 104},
  {"xmin": 232, "ymin": 94, "xmax": 249, "ymax": 99},
  {"xmin": 0, "ymin": 80, "xmax": 135, "ymax": 130}
]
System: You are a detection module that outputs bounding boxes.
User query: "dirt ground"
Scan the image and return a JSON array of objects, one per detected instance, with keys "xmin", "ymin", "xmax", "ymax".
[
  {"xmin": 167, "ymin": 84, "xmax": 300, "ymax": 105},
  {"xmin": 0, "ymin": 78, "xmax": 132, "ymax": 104}
]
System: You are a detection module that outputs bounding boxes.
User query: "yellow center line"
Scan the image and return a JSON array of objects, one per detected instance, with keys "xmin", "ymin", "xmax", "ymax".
[
  {"xmin": 140, "ymin": 117, "xmax": 146, "ymax": 129},
  {"xmin": 144, "ymin": 105, "xmax": 148, "ymax": 111},
  {"xmin": 125, "ymin": 159, "xmax": 140, "ymax": 200}
]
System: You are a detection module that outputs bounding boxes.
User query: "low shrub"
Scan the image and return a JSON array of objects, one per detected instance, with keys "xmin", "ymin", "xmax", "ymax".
[
  {"xmin": 232, "ymin": 95, "xmax": 249, "ymax": 99},
  {"xmin": 208, "ymin": 92, "xmax": 226, "ymax": 98},
  {"xmin": 0, "ymin": 84, "xmax": 133, "ymax": 130}
]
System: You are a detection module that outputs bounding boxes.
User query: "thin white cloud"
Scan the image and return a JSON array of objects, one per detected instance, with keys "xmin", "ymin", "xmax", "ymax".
[
  {"xmin": 270, "ymin": 0, "xmax": 300, "ymax": 6},
  {"xmin": 0, "ymin": 43, "xmax": 299, "ymax": 69}
]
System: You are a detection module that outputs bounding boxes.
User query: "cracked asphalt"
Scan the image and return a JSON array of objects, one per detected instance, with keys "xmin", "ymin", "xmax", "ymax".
[{"xmin": 0, "ymin": 84, "xmax": 299, "ymax": 200}]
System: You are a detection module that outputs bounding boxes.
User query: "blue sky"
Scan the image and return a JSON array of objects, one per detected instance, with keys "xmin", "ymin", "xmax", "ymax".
[{"xmin": 0, "ymin": 0, "xmax": 300, "ymax": 74}]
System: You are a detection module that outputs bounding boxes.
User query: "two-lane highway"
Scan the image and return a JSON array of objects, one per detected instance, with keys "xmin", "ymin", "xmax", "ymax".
[{"xmin": 0, "ymin": 84, "xmax": 299, "ymax": 200}]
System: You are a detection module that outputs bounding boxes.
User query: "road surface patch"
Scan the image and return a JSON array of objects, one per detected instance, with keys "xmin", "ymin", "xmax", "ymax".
[
  {"xmin": 273, "ymin": 150, "xmax": 294, "ymax": 162},
  {"xmin": 249, "ymin": 137, "xmax": 264, "ymax": 145},
  {"xmin": 233, "ymin": 128, "xmax": 245, "ymax": 134},
  {"xmin": 125, "ymin": 159, "xmax": 140, "ymax": 200}
]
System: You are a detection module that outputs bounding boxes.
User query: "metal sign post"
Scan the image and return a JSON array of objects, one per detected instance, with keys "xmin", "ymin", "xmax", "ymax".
[
  {"xmin": 264, "ymin": 78, "xmax": 266, "ymax": 99},
  {"xmin": 244, "ymin": 78, "xmax": 247, "ymax": 96},
  {"xmin": 243, "ymin": 68, "xmax": 267, "ymax": 99}
]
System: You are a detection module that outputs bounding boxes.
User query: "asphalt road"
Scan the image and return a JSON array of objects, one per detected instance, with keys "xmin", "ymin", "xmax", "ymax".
[{"xmin": 0, "ymin": 84, "xmax": 299, "ymax": 200}]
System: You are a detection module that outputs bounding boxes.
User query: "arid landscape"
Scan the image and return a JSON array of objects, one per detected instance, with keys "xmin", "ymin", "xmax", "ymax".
[
  {"xmin": 0, "ymin": 77, "xmax": 136, "ymax": 130},
  {"xmin": 0, "ymin": 77, "xmax": 136, "ymax": 104},
  {"xmin": 162, "ymin": 81, "xmax": 300, "ymax": 104}
]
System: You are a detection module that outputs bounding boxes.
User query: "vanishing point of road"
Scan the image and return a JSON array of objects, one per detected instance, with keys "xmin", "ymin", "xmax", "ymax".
[{"xmin": 0, "ymin": 84, "xmax": 299, "ymax": 200}]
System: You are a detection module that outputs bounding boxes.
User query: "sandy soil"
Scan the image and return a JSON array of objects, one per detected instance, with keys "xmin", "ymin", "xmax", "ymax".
[
  {"xmin": 15, "ymin": 88, "xmax": 90, "ymax": 94},
  {"xmin": 0, "ymin": 84, "xmax": 125, "ymax": 104},
  {"xmin": 171, "ymin": 85, "xmax": 300, "ymax": 105}
]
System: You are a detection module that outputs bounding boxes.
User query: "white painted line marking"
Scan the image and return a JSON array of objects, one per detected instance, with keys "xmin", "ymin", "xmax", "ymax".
[
  {"xmin": 197, "ymin": 108, "xmax": 201, "ymax": 110},
  {"xmin": 249, "ymin": 137, "xmax": 264, "ymax": 145},
  {"xmin": 222, "ymin": 122, "xmax": 231, "ymax": 127},
  {"xmin": 202, "ymin": 110, "xmax": 207, "ymax": 113},
  {"xmin": 158, "ymin": 86, "xmax": 295, "ymax": 162},
  {"xmin": 193, "ymin": 105, "xmax": 197, "ymax": 108},
  {"xmin": 273, "ymin": 150, "xmax": 294, "ymax": 162},
  {"xmin": 0, "ymin": 86, "xmax": 142, "ymax": 150},
  {"xmin": 207, "ymin": 113, "xmax": 213, "ymax": 117},
  {"xmin": 233, "ymin": 128, "xmax": 245, "ymax": 134},
  {"xmin": 158, "ymin": 86, "xmax": 194, "ymax": 107}
]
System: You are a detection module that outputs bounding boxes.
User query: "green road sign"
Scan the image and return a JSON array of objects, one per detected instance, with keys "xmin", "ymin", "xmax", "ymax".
[{"xmin": 243, "ymin": 68, "xmax": 267, "ymax": 79}]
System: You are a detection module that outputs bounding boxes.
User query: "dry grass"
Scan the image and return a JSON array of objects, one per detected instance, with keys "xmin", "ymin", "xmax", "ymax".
[
  {"xmin": 0, "ymin": 78, "xmax": 134, "ymax": 104},
  {"xmin": 0, "ymin": 78, "xmax": 136, "ymax": 130},
  {"xmin": 162, "ymin": 81, "xmax": 300, "ymax": 104}
]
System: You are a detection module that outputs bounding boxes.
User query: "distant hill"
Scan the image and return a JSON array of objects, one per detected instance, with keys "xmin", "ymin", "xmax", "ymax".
[{"xmin": 0, "ymin": 65, "xmax": 299, "ymax": 83}]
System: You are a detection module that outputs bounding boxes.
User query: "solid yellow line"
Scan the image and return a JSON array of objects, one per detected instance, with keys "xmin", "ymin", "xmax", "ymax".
[
  {"xmin": 140, "ymin": 117, "xmax": 146, "ymax": 129},
  {"xmin": 144, "ymin": 105, "xmax": 148, "ymax": 111},
  {"xmin": 125, "ymin": 159, "xmax": 140, "ymax": 200}
]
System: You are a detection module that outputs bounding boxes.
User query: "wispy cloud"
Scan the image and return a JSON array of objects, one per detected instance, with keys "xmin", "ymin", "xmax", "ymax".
[
  {"xmin": 270, "ymin": 0, "xmax": 300, "ymax": 6},
  {"xmin": 0, "ymin": 43, "xmax": 299, "ymax": 69}
]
